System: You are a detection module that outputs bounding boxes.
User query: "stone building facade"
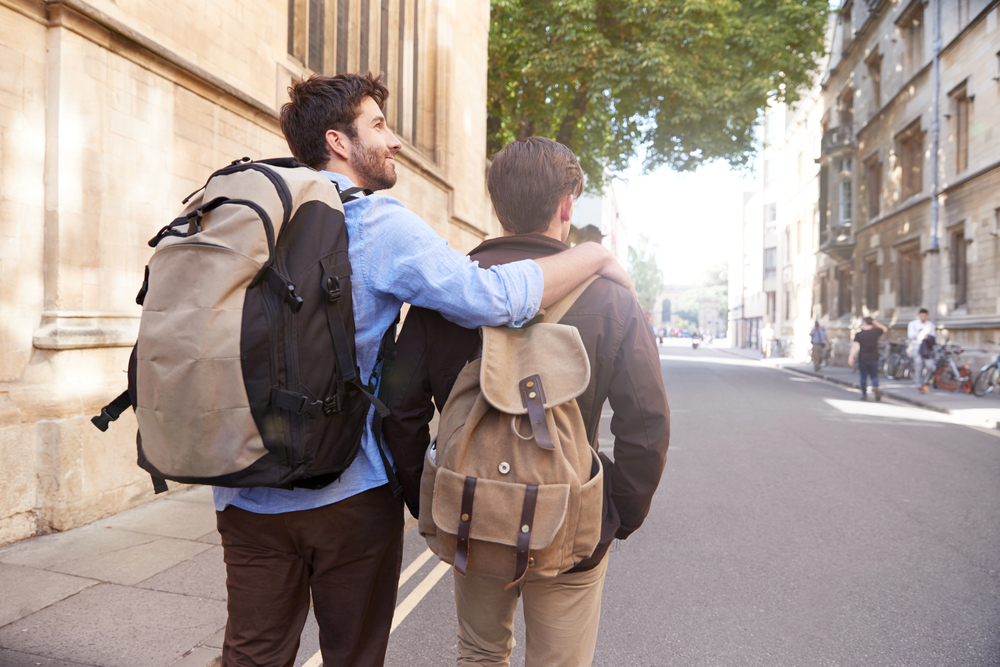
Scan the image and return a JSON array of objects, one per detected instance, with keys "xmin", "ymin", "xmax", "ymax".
[
  {"xmin": 732, "ymin": 0, "xmax": 1000, "ymax": 365},
  {"xmin": 0, "ymin": 0, "xmax": 499, "ymax": 545}
]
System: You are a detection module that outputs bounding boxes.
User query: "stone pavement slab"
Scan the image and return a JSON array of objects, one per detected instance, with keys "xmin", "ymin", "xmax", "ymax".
[
  {"xmin": 137, "ymin": 545, "xmax": 227, "ymax": 601},
  {"xmin": 0, "ymin": 564, "xmax": 96, "ymax": 627},
  {"xmin": 0, "ymin": 648, "xmax": 95, "ymax": 666},
  {"xmin": 47, "ymin": 535, "xmax": 212, "ymax": 586},
  {"xmin": 0, "ymin": 583, "xmax": 226, "ymax": 667},
  {"xmin": 88, "ymin": 494, "xmax": 218, "ymax": 539},
  {"xmin": 0, "ymin": 523, "xmax": 158, "ymax": 570}
]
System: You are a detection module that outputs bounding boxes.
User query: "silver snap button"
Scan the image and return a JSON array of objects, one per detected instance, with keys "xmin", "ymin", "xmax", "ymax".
[
  {"xmin": 521, "ymin": 525, "xmax": 530, "ymax": 533},
  {"xmin": 498, "ymin": 462, "xmax": 510, "ymax": 474}
]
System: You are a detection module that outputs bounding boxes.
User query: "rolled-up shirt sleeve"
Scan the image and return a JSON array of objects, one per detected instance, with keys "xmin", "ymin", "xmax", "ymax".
[{"xmin": 362, "ymin": 197, "xmax": 543, "ymax": 327}]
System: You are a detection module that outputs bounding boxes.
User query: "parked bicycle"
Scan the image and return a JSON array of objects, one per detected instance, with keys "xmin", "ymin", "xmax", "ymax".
[
  {"xmin": 973, "ymin": 340, "xmax": 1000, "ymax": 397},
  {"xmin": 933, "ymin": 342, "xmax": 973, "ymax": 393},
  {"xmin": 883, "ymin": 337, "xmax": 913, "ymax": 380}
]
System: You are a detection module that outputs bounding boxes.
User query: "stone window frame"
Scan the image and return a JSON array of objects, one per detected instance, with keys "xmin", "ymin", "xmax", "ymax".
[
  {"xmin": 895, "ymin": 119, "xmax": 925, "ymax": 202},
  {"xmin": 863, "ymin": 150, "xmax": 882, "ymax": 221},
  {"xmin": 288, "ymin": 0, "xmax": 434, "ymax": 159},
  {"xmin": 896, "ymin": 0, "xmax": 925, "ymax": 82},
  {"xmin": 947, "ymin": 220, "xmax": 970, "ymax": 310},
  {"xmin": 895, "ymin": 238, "xmax": 923, "ymax": 308},
  {"xmin": 948, "ymin": 79, "xmax": 972, "ymax": 176},
  {"xmin": 864, "ymin": 251, "xmax": 880, "ymax": 313}
]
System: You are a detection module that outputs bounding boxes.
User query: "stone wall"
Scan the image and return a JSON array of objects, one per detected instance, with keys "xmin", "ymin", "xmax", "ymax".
[{"xmin": 0, "ymin": 0, "xmax": 497, "ymax": 545}]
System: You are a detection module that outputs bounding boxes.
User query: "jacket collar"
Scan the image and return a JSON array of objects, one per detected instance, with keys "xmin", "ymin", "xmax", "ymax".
[{"xmin": 469, "ymin": 233, "xmax": 569, "ymax": 257}]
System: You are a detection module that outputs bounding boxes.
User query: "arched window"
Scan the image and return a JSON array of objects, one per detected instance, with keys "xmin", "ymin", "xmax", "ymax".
[{"xmin": 661, "ymin": 299, "xmax": 671, "ymax": 322}]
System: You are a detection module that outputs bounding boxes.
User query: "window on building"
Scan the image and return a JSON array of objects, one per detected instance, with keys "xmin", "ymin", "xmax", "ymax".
[
  {"xmin": 897, "ymin": 120, "xmax": 924, "ymax": 201},
  {"xmin": 820, "ymin": 276, "xmax": 828, "ymax": 316},
  {"xmin": 958, "ymin": 0, "xmax": 971, "ymax": 26},
  {"xmin": 838, "ymin": 86, "xmax": 854, "ymax": 136},
  {"xmin": 797, "ymin": 151, "xmax": 804, "ymax": 186},
  {"xmin": 661, "ymin": 299, "xmax": 671, "ymax": 322},
  {"xmin": 898, "ymin": 241, "xmax": 922, "ymax": 307},
  {"xmin": 766, "ymin": 291, "xmax": 776, "ymax": 318},
  {"xmin": 838, "ymin": 179, "xmax": 853, "ymax": 227},
  {"xmin": 950, "ymin": 82, "xmax": 970, "ymax": 174},
  {"xmin": 837, "ymin": 267, "xmax": 853, "ymax": 317},
  {"xmin": 898, "ymin": 0, "xmax": 925, "ymax": 79},
  {"xmin": 866, "ymin": 49, "xmax": 882, "ymax": 114},
  {"xmin": 785, "ymin": 228, "xmax": 793, "ymax": 262},
  {"xmin": 765, "ymin": 203, "xmax": 777, "ymax": 235},
  {"xmin": 289, "ymin": 0, "xmax": 428, "ymax": 149},
  {"xmin": 796, "ymin": 218, "xmax": 804, "ymax": 256},
  {"xmin": 785, "ymin": 287, "xmax": 797, "ymax": 320},
  {"xmin": 865, "ymin": 256, "xmax": 880, "ymax": 311},
  {"xmin": 841, "ymin": 1, "xmax": 853, "ymax": 53},
  {"xmin": 864, "ymin": 153, "xmax": 881, "ymax": 220},
  {"xmin": 819, "ymin": 167, "xmax": 829, "ymax": 241},
  {"xmin": 764, "ymin": 248, "xmax": 777, "ymax": 279},
  {"xmin": 950, "ymin": 228, "xmax": 967, "ymax": 308}
]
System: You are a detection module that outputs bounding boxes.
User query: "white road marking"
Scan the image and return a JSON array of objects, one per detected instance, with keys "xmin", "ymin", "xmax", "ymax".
[
  {"xmin": 398, "ymin": 547, "xmax": 434, "ymax": 588},
  {"xmin": 390, "ymin": 561, "xmax": 451, "ymax": 632},
  {"xmin": 301, "ymin": 556, "xmax": 451, "ymax": 666}
]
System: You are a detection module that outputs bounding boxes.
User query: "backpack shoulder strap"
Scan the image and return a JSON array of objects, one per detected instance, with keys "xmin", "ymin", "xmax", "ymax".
[{"xmin": 541, "ymin": 275, "xmax": 599, "ymax": 324}]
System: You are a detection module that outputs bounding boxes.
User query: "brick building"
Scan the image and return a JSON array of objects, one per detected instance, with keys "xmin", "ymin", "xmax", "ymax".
[{"xmin": 0, "ymin": 0, "xmax": 499, "ymax": 545}]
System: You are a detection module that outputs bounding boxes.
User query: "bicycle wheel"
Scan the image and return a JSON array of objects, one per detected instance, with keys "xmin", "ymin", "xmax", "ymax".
[
  {"xmin": 884, "ymin": 353, "xmax": 901, "ymax": 380},
  {"xmin": 973, "ymin": 366, "xmax": 999, "ymax": 397},
  {"xmin": 935, "ymin": 366, "xmax": 960, "ymax": 391}
]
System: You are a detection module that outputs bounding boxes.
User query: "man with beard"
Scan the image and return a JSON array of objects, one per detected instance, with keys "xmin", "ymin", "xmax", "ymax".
[{"xmin": 212, "ymin": 73, "xmax": 633, "ymax": 667}]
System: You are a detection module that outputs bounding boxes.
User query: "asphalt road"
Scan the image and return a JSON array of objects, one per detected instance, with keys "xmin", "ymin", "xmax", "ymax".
[{"xmin": 307, "ymin": 339, "xmax": 1000, "ymax": 667}]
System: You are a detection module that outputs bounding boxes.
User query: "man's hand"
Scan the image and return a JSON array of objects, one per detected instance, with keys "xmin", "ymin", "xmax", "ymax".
[
  {"xmin": 596, "ymin": 252, "xmax": 636, "ymax": 298},
  {"xmin": 848, "ymin": 357, "xmax": 854, "ymax": 367}
]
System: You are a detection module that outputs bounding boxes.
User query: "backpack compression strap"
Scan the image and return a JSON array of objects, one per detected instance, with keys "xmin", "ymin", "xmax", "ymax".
[
  {"xmin": 91, "ymin": 392, "xmax": 169, "ymax": 494},
  {"xmin": 540, "ymin": 275, "xmax": 599, "ymax": 324}
]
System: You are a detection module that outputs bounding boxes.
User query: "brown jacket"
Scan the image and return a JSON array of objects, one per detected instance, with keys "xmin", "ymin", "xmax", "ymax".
[{"xmin": 383, "ymin": 234, "xmax": 670, "ymax": 570}]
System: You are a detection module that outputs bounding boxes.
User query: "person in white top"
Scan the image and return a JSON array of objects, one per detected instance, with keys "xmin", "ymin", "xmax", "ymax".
[
  {"xmin": 907, "ymin": 308, "xmax": 936, "ymax": 392},
  {"xmin": 760, "ymin": 322, "xmax": 775, "ymax": 358}
]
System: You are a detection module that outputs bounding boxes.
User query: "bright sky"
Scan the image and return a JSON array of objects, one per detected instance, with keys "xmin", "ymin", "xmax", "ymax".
[{"xmin": 614, "ymin": 159, "xmax": 759, "ymax": 286}]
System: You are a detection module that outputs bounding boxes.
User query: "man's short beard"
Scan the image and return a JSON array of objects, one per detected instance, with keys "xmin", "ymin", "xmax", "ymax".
[{"xmin": 349, "ymin": 141, "xmax": 397, "ymax": 191}]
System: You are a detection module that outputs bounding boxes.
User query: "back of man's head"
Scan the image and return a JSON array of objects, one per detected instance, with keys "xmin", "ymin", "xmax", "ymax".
[
  {"xmin": 280, "ymin": 73, "xmax": 388, "ymax": 169},
  {"xmin": 487, "ymin": 137, "xmax": 584, "ymax": 235},
  {"xmin": 863, "ymin": 316, "xmax": 873, "ymax": 326}
]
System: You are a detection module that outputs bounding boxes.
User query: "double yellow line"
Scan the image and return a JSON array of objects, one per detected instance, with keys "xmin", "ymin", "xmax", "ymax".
[{"xmin": 301, "ymin": 548, "xmax": 449, "ymax": 667}]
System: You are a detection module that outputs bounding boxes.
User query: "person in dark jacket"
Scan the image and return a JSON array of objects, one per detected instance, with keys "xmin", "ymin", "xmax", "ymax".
[{"xmin": 383, "ymin": 137, "xmax": 669, "ymax": 667}]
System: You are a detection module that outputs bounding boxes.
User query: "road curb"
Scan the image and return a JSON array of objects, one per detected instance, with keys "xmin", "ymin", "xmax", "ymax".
[
  {"xmin": 783, "ymin": 366, "xmax": 953, "ymax": 415},
  {"xmin": 713, "ymin": 347, "xmax": 957, "ymax": 416}
]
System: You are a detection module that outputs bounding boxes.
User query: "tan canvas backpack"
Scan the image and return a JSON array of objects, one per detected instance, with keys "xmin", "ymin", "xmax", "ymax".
[{"xmin": 419, "ymin": 277, "xmax": 603, "ymax": 586}]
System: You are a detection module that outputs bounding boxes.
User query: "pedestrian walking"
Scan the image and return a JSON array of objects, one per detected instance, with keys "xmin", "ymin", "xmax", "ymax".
[
  {"xmin": 908, "ymin": 308, "xmax": 936, "ymax": 393},
  {"xmin": 848, "ymin": 317, "xmax": 887, "ymax": 401},
  {"xmin": 760, "ymin": 322, "xmax": 775, "ymax": 358},
  {"xmin": 211, "ymin": 73, "xmax": 632, "ymax": 667},
  {"xmin": 384, "ymin": 137, "xmax": 669, "ymax": 667},
  {"xmin": 810, "ymin": 320, "xmax": 829, "ymax": 371}
]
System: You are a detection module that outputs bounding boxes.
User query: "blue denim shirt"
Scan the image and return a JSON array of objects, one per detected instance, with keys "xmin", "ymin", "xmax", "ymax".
[{"xmin": 213, "ymin": 172, "xmax": 543, "ymax": 513}]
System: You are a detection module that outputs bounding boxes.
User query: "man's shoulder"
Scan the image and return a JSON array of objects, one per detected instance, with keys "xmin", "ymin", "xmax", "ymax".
[{"xmin": 566, "ymin": 276, "xmax": 637, "ymax": 319}]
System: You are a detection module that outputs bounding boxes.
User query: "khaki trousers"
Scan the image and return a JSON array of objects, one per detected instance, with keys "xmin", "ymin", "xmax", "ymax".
[{"xmin": 454, "ymin": 554, "xmax": 609, "ymax": 667}]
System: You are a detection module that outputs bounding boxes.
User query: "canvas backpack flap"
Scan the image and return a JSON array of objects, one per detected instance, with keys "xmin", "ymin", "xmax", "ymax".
[{"xmin": 479, "ymin": 323, "xmax": 591, "ymax": 414}]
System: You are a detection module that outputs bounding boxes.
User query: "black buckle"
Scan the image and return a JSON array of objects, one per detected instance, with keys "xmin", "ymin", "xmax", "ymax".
[
  {"xmin": 323, "ymin": 395, "xmax": 341, "ymax": 415},
  {"xmin": 91, "ymin": 408, "xmax": 115, "ymax": 432},
  {"xmin": 325, "ymin": 276, "xmax": 342, "ymax": 302}
]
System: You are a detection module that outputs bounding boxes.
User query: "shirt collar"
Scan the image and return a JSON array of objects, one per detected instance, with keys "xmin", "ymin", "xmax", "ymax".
[
  {"xmin": 320, "ymin": 171, "xmax": 357, "ymax": 191},
  {"xmin": 470, "ymin": 233, "xmax": 570, "ymax": 256}
]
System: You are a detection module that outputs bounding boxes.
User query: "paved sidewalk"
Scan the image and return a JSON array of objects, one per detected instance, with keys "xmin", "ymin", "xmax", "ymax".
[
  {"xmin": 0, "ymin": 485, "xmax": 227, "ymax": 667},
  {"xmin": 718, "ymin": 345, "xmax": 1000, "ymax": 430}
]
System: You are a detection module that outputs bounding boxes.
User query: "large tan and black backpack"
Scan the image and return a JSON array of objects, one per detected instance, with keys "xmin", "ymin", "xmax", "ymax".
[
  {"xmin": 419, "ymin": 278, "xmax": 603, "ymax": 586},
  {"xmin": 93, "ymin": 158, "xmax": 399, "ymax": 493}
]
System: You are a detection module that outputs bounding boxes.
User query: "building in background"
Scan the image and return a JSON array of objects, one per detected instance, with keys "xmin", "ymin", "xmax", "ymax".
[
  {"xmin": 572, "ymin": 180, "xmax": 629, "ymax": 267},
  {"xmin": 731, "ymin": 0, "xmax": 1000, "ymax": 364},
  {"xmin": 0, "ymin": 0, "xmax": 498, "ymax": 545}
]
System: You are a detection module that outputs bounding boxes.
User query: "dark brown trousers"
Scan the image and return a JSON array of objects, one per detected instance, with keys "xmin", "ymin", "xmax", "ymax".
[{"xmin": 216, "ymin": 484, "xmax": 404, "ymax": 667}]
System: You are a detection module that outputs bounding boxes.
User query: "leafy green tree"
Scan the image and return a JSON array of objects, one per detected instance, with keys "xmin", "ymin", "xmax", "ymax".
[
  {"xmin": 488, "ymin": 0, "xmax": 830, "ymax": 189},
  {"xmin": 628, "ymin": 236, "xmax": 663, "ymax": 314}
]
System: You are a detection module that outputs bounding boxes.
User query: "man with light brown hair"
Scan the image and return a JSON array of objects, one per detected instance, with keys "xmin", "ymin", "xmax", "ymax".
[
  {"xmin": 214, "ymin": 76, "xmax": 634, "ymax": 667},
  {"xmin": 385, "ymin": 137, "xmax": 670, "ymax": 666}
]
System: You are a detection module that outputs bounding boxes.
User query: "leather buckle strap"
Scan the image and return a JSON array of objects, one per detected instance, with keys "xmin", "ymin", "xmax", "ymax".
[
  {"xmin": 519, "ymin": 375, "xmax": 554, "ymax": 450},
  {"xmin": 505, "ymin": 484, "xmax": 538, "ymax": 590},
  {"xmin": 454, "ymin": 476, "xmax": 477, "ymax": 577}
]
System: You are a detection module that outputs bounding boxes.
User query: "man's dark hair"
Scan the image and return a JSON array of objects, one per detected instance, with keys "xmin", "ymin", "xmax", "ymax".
[
  {"xmin": 487, "ymin": 137, "xmax": 585, "ymax": 234},
  {"xmin": 863, "ymin": 316, "xmax": 873, "ymax": 325},
  {"xmin": 279, "ymin": 73, "xmax": 388, "ymax": 169},
  {"xmin": 918, "ymin": 308, "xmax": 929, "ymax": 315}
]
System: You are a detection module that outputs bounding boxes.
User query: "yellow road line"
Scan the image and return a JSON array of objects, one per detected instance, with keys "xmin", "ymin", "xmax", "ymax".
[{"xmin": 301, "ymin": 553, "xmax": 450, "ymax": 666}]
